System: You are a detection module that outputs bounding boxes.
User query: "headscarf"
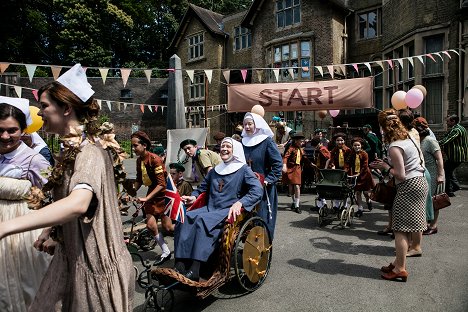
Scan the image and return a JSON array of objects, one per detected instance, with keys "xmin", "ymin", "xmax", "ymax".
[
  {"xmin": 215, "ymin": 137, "xmax": 246, "ymax": 175},
  {"xmin": 241, "ymin": 112, "xmax": 274, "ymax": 147}
]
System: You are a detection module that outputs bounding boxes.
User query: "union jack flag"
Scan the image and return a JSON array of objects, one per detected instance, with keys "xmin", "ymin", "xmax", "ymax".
[{"xmin": 164, "ymin": 175, "xmax": 186, "ymax": 223}]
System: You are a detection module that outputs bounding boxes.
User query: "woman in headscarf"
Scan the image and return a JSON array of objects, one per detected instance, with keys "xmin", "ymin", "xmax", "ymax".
[
  {"xmin": 242, "ymin": 112, "xmax": 283, "ymax": 240},
  {"xmin": 175, "ymin": 137, "xmax": 263, "ymax": 281}
]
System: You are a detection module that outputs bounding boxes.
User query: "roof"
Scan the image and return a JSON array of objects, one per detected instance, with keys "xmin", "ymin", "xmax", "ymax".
[
  {"xmin": 241, "ymin": 0, "xmax": 351, "ymax": 28},
  {"xmin": 170, "ymin": 4, "xmax": 226, "ymax": 50}
]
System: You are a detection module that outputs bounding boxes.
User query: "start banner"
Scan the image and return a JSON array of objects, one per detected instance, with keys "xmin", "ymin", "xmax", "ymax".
[{"xmin": 227, "ymin": 77, "xmax": 373, "ymax": 112}]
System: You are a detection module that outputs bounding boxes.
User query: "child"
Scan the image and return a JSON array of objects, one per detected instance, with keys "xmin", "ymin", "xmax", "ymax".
[
  {"xmin": 282, "ymin": 133, "xmax": 306, "ymax": 214},
  {"xmin": 309, "ymin": 137, "xmax": 330, "ymax": 211},
  {"xmin": 347, "ymin": 137, "xmax": 375, "ymax": 217}
]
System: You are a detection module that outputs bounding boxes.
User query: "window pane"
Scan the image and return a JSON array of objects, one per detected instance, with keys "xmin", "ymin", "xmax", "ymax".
[
  {"xmin": 200, "ymin": 45, "xmax": 203, "ymax": 57},
  {"xmin": 285, "ymin": 8, "xmax": 293, "ymax": 26},
  {"xmin": 285, "ymin": 0, "xmax": 292, "ymax": 7},
  {"xmin": 408, "ymin": 44, "xmax": 415, "ymax": 78},
  {"xmin": 425, "ymin": 35, "xmax": 443, "ymax": 74},
  {"xmin": 277, "ymin": 0, "xmax": 283, "ymax": 10},
  {"xmin": 373, "ymin": 67, "xmax": 383, "ymax": 87},
  {"xmin": 301, "ymin": 58, "xmax": 310, "ymax": 78},
  {"xmin": 374, "ymin": 89, "xmax": 383, "ymax": 110},
  {"xmin": 274, "ymin": 47, "xmax": 281, "ymax": 62},
  {"xmin": 242, "ymin": 35, "xmax": 246, "ymax": 49},
  {"xmin": 247, "ymin": 33, "xmax": 251, "ymax": 47},
  {"xmin": 291, "ymin": 43, "xmax": 298, "ymax": 59},
  {"xmin": 359, "ymin": 14, "xmax": 367, "ymax": 39},
  {"xmin": 301, "ymin": 41, "xmax": 310, "ymax": 57},
  {"xmin": 282, "ymin": 44, "xmax": 289, "ymax": 60},
  {"xmin": 277, "ymin": 12, "xmax": 284, "ymax": 27},
  {"xmin": 368, "ymin": 11, "xmax": 377, "ymax": 38},
  {"xmin": 292, "ymin": 60, "xmax": 298, "ymax": 79},
  {"xmin": 200, "ymin": 34, "xmax": 203, "ymax": 41},
  {"xmin": 235, "ymin": 37, "xmax": 240, "ymax": 50},
  {"xmin": 424, "ymin": 79, "xmax": 443, "ymax": 124},
  {"xmin": 293, "ymin": 6, "xmax": 300, "ymax": 23},
  {"xmin": 235, "ymin": 27, "xmax": 240, "ymax": 36},
  {"xmin": 293, "ymin": 0, "xmax": 300, "ymax": 5}
]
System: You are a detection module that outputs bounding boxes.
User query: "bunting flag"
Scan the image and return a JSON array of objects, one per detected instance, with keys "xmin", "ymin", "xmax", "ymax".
[
  {"xmin": 25, "ymin": 64, "xmax": 37, "ymax": 82},
  {"xmin": 426, "ymin": 54, "xmax": 437, "ymax": 62},
  {"xmin": 154, "ymin": 105, "xmax": 158, "ymax": 112},
  {"xmin": 144, "ymin": 69, "xmax": 152, "ymax": 83},
  {"xmin": 204, "ymin": 69, "xmax": 213, "ymax": 83},
  {"xmin": 148, "ymin": 105, "xmax": 153, "ymax": 112},
  {"xmin": 396, "ymin": 58, "xmax": 405, "ymax": 69},
  {"xmin": 287, "ymin": 68, "xmax": 295, "ymax": 79},
  {"xmin": 407, "ymin": 57, "xmax": 414, "ymax": 67},
  {"xmin": 51, "ymin": 66, "xmax": 62, "ymax": 81},
  {"xmin": 120, "ymin": 68, "xmax": 131, "ymax": 87},
  {"xmin": 99, "ymin": 68, "xmax": 109, "ymax": 84},
  {"xmin": 124, "ymin": 103, "xmax": 128, "ymax": 110},
  {"xmin": 106, "ymin": 100, "xmax": 112, "ymax": 111},
  {"xmin": 161, "ymin": 107, "xmax": 165, "ymax": 114},
  {"xmin": 241, "ymin": 69, "xmax": 248, "ymax": 82},
  {"xmin": 117, "ymin": 102, "xmax": 121, "ymax": 111},
  {"xmin": 256, "ymin": 69, "xmax": 264, "ymax": 83},
  {"xmin": 140, "ymin": 104, "xmax": 144, "ymax": 113},
  {"xmin": 352, "ymin": 63, "xmax": 359, "ymax": 74},
  {"xmin": 364, "ymin": 62, "xmax": 372, "ymax": 73},
  {"xmin": 442, "ymin": 51, "xmax": 452, "ymax": 59},
  {"xmin": 386, "ymin": 60, "xmax": 393, "ymax": 69},
  {"xmin": 32, "ymin": 89, "xmax": 38, "ymax": 101},
  {"xmin": 375, "ymin": 61, "xmax": 384, "ymax": 70},
  {"xmin": 415, "ymin": 55, "xmax": 425, "ymax": 65},
  {"xmin": 327, "ymin": 65, "xmax": 334, "ymax": 79},
  {"xmin": 186, "ymin": 69, "xmax": 194, "ymax": 83},
  {"xmin": 433, "ymin": 52, "xmax": 443, "ymax": 61},
  {"xmin": 449, "ymin": 49, "xmax": 460, "ymax": 56},
  {"xmin": 14, "ymin": 86, "xmax": 22, "ymax": 98},
  {"xmin": 97, "ymin": 99, "xmax": 102, "ymax": 109},
  {"xmin": 272, "ymin": 68, "xmax": 279, "ymax": 82},
  {"xmin": 0, "ymin": 63, "xmax": 9, "ymax": 74},
  {"xmin": 222, "ymin": 70, "xmax": 230, "ymax": 83},
  {"xmin": 338, "ymin": 65, "xmax": 346, "ymax": 76},
  {"xmin": 315, "ymin": 66, "xmax": 323, "ymax": 77}
]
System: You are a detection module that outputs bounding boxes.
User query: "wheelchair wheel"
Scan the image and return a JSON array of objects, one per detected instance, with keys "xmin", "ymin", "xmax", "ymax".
[
  {"xmin": 137, "ymin": 228, "xmax": 157, "ymax": 251},
  {"xmin": 234, "ymin": 217, "xmax": 272, "ymax": 292}
]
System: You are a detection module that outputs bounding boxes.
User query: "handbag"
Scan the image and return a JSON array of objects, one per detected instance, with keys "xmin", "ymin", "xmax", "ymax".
[
  {"xmin": 432, "ymin": 184, "xmax": 451, "ymax": 210},
  {"xmin": 370, "ymin": 177, "xmax": 396, "ymax": 206}
]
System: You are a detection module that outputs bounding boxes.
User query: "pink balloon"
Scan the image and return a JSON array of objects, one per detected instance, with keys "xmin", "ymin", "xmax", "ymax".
[
  {"xmin": 391, "ymin": 91, "xmax": 407, "ymax": 110},
  {"xmin": 329, "ymin": 110, "xmax": 340, "ymax": 117},
  {"xmin": 405, "ymin": 88, "xmax": 424, "ymax": 109}
]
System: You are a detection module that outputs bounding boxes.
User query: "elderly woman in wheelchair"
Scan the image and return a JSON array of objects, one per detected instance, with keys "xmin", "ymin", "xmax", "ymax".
[{"xmin": 174, "ymin": 137, "xmax": 263, "ymax": 282}]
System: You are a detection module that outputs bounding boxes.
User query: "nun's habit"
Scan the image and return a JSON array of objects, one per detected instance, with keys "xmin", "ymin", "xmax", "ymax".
[
  {"xmin": 174, "ymin": 138, "xmax": 263, "ymax": 262},
  {"xmin": 242, "ymin": 112, "xmax": 283, "ymax": 239}
]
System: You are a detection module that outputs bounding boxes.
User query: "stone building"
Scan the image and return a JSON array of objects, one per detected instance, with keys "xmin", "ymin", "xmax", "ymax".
[{"xmin": 170, "ymin": 0, "xmax": 467, "ymax": 142}]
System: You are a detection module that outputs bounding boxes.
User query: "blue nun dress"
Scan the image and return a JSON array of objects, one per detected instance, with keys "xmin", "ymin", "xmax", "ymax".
[{"xmin": 174, "ymin": 165, "xmax": 262, "ymax": 262}]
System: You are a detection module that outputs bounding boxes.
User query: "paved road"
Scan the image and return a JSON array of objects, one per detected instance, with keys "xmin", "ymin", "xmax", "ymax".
[{"xmin": 123, "ymin": 159, "xmax": 468, "ymax": 312}]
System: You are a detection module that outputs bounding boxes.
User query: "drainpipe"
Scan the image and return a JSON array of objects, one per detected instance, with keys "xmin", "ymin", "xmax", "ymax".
[
  {"xmin": 343, "ymin": 10, "xmax": 353, "ymax": 65},
  {"xmin": 458, "ymin": 7, "xmax": 464, "ymax": 119}
]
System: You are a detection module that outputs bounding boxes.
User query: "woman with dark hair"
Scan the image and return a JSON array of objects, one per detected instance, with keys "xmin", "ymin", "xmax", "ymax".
[
  {"xmin": 0, "ymin": 97, "xmax": 51, "ymax": 311},
  {"xmin": 131, "ymin": 130, "xmax": 172, "ymax": 264},
  {"xmin": 0, "ymin": 64, "xmax": 134, "ymax": 311},
  {"xmin": 370, "ymin": 108, "xmax": 428, "ymax": 282}
]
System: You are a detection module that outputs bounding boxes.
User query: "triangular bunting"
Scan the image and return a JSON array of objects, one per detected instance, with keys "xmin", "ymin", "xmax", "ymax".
[
  {"xmin": 222, "ymin": 70, "xmax": 230, "ymax": 84},
  {"xmin": 154, "ymin": 105, "xmax": 158, "ymax": 113},
  {"xmin": 416, "ymin": 55, "xmax": 425, "ymax": 65},
  {"xmin": 97, "ymin": 99, "xmax": 102, "ymax": 109},
  {"xmin": 449, "ymin": 49, "xmax": 460, "ymax": 56},
  {"xmin": 338, "ymin": 65, "xmax": 346, "ymax": 76},
  {"xmin": 256, "ymin": 69, "xmax": 264, "ymax": 83},
  {"xmin": 364, "ymin": 62, "xmax": 372, "ymax": 73},
  {"xmin": 272, "ymin": 69, "xmax": 280, "ymax": 82},
  {"xmin": 14, "ymin": 86, "xmax": 22, "ymax": 98},
  {"xmin": 315, "ymin": 66, "xmax": 323, "ymax": 77},
  {"xmin": 352, "ymin": 63, "xmax": 359, "ymax": 73},
  {"xmin": 287, "ymin": 68, "xmax": 295, "ymax": 79},
  {"xmin": 25, "ymin": 64, "xmax": 37, "ymax": 82},
  {"xmin": 117, "ymin": 102, "xmax": 121, "ymax": 111},
  {"xmin": 51, "ymin": 66, "xmax": 62, "ymax": 81},
  {"xmin": 144, "ymin": 69, "xmax": 152, "ymax": 83},
  {"xmin": 407, "ymin": 57, "xmax": 414, "ymax": 67},
  {"xmin": 204, "ymin": 69, "xmax": 213, "ymax": 83},
  {"xmin": 106, "ymin": 101, "xmax": 112, "ymax": 111},
  {"xmin": 124, "ymin": 103, "xmax": 128, "ymax": 110},
  {"xmin": 148, "ymin": 105, "xmax": 153, "ymax": 112},
  {"xmin": 442, "ymin": 51, "xmax": 452, "ymax": 59},
  {"xmin": 433, "ymin": 52, "xmax": 443, "ymax": 61},
  {"xmin": 327, "ymin": 65, "xmax": 334, "ymax": 79},
  {"xmin": 375, "ymin": 61, "xmax": 384, "ymax": 70},
  {"xmin": 186, "ymin": 70, "xmax": 194, "ymax": 83},
  {"xmin": 425, "ymin": 54, "xmax": 437, "ymax": 62},
  {"xmin": 120, "ymin": 68, "xmax": 131, "ymax": 87},
  {"xmin": 140, "ymin": 104, "xmax": 145, "ymax": 113},
  {"xmin": 161, "ymin": 107, "xmax": 165, "ymax": 114},
  {"xmin": 99, "ymin": 68, "xmax": 109, "ymax": 84},
  {"xmin": 386, "ymin": 60, "xmax": 393, "ymax": 69},
  {"xmin": 31, "ymin": 89, "xmax": 38, "ymax": 101},
  {"xmin": 241, "ymin": 69, "xmax": 248, "ymax": 82},
  {"xmin": 396, "ymin": 58, "xmax": 404, "ymax": 69},
  {"xmin": 0, "ymin": 63, "xmax": 10, "ymax": 74}
]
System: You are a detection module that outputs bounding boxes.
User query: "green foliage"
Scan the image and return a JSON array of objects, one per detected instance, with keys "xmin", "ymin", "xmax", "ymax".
[{"xmin": 118, "ymin": 139, "xmax": 132, "ymax": 156}]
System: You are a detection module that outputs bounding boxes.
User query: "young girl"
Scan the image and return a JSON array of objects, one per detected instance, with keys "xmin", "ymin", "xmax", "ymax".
[
  {"xmin": 282, "ymin": 133, "xmax": 306, "ymax": 214},
  {"xmin": 347, "ymin": 137, "xmax": 375, "ymax": 217}
]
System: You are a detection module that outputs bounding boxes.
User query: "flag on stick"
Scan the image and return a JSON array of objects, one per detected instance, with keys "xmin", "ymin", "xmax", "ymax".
[{"xmin": 164, "ymin": 175, "xmax": 186, "ymax": 223}]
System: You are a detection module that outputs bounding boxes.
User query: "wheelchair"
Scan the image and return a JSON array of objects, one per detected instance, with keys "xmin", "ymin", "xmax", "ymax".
[
  {"xmin": 147, "ymin": 208, "xmax": 273, "ymax": 311},
  {"xmin": 315, "ymin": 169, "xmax": 358, "ymax": 228}
]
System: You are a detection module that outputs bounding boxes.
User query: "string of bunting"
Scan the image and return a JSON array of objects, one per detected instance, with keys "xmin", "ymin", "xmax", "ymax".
[{"xmin": 0, "ymin": 49, "xmax": 463, "ymax": 86}]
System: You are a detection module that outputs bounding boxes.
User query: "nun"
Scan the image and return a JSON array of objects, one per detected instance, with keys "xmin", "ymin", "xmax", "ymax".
[
  {"xmin": 175, "ymin": 137, "xmax": 263, "ymax": 281},
  {"xmin": 242, "ymin": 112, "xmax": 283, "ymax": 239}
]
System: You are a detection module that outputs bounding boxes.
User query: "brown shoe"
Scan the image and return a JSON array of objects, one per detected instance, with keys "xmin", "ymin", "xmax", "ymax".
[
  {"xmin": 381, "ymin": 270, "xmax": 408, "ymax": 282},
  {"xmin": 380, "ymin": 263, "xmax": 395, "ymax": 273}
]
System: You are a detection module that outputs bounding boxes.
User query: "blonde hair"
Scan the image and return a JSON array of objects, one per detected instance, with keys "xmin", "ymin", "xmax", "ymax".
[{"xmin": 377, "ymin": 108, "xmax": 408, "ymax": 143}]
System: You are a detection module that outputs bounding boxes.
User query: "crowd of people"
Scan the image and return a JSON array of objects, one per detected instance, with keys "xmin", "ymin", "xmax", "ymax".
[{"xmin": 0, "ymin": 63, "xmax": 467, "ymax": 310}]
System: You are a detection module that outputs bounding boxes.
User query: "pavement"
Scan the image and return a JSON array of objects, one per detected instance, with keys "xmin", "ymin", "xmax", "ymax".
[{"xmin": 123, "ymin": 159, "xmax": 468, "ymax": 312}]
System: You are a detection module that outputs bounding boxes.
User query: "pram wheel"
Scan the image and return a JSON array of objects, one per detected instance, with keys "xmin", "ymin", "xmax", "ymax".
[
  {"xmin": 340, "ymin": 206, "xmax": 356, "ymax": 228},
  {"xmin": 137, "ymin": 228, "xmax": 157, "ymax": 251},
  {"xmin": 154, "ymin": 288, "xmax": 174, "ymax": 311}
]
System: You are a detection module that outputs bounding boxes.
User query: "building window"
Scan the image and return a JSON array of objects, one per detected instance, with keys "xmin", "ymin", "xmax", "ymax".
[
  {"xmin": 188, "ymin": 33, "xmax": 204, "ymax": 60},
  {"xmin": 234, "ymin": 26, "xmax": 251, "ymax": 51},
  {"xmin": 358, "ymin": 9, "xmax": 381, "ymax": 39},
  {"xmin": 267, "ymin": 40, "xmax": 311, "ymax": 81},
  {"xmin": 189, "ymin": 74, "xmax": 205, "ymax": 100},
  {"xmin": 425, "ymin": 35, "xmax": 443, "ymax": 75},
  {"xmin": 423, "ymin": 78, "xmax": 443, "ymax": 124},
  {"xmin": 407, "ymin": 43, "xmax": 415, "ymax": 79},
  {"xmin": 120, "ymin": 89, "xmax": 133, "ymax": 99},
  {"xmin": 276, "ymin": 0, "xmax": 301, "ymax": 28}
]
